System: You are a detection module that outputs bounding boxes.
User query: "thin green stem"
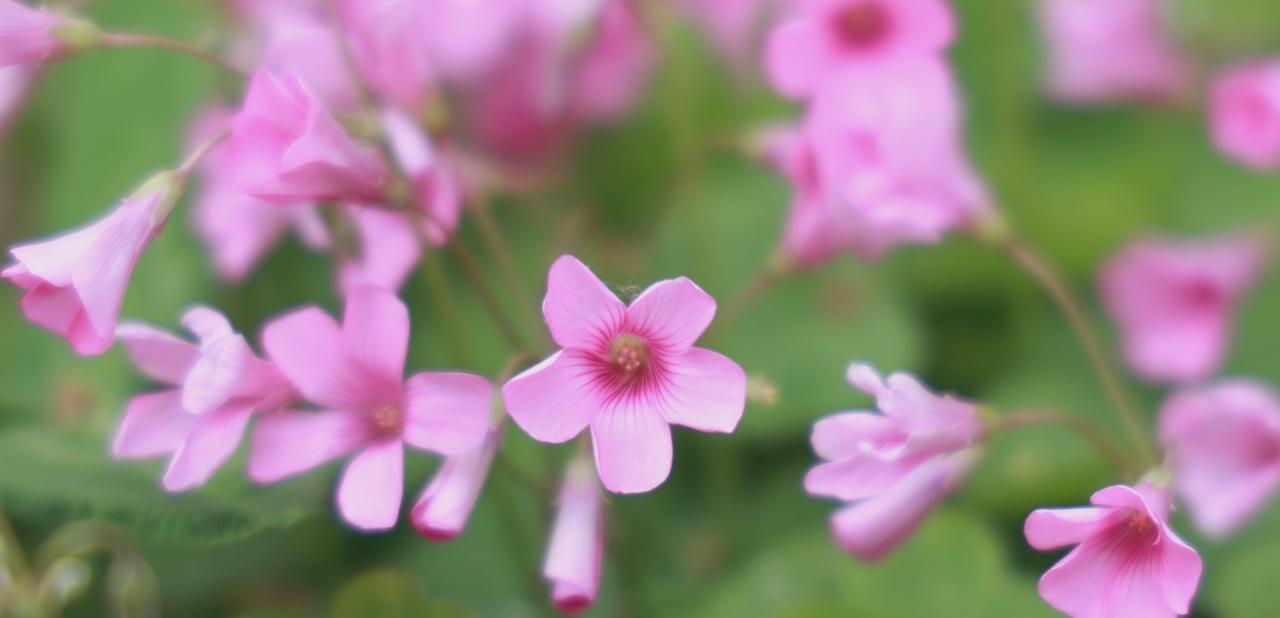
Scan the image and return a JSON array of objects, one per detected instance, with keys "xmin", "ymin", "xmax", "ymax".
[
  {"xmin": 1002, "ymin": 235, "xmax": 1158, "ymax": 468},
  {"xmin": 450, "ymin": 239, "xmax": 533, "ymax": 355},
  {"xmin": 419, "ymin": 248, "xmax": 471, "ymax": 366},
  {"xmin": 99, "ymin": 32, "xmax": 243, "ymax": 77},
  {"xmin": 989, "ymin": 409, "xmax": 1137, "ymax": 477},
  {"xmin": 469, "ymin": 197, "xmax": 545, "ymax": 344}
]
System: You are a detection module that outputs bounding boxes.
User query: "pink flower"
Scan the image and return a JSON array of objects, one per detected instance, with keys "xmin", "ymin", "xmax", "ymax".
[
  {"xmin": 1025, "ymin": 482, "xmax": 1203, "ymax": 618},
  {"xmin": 1158, "ymin": 380, "xmax": 1280, "ymax": 537},
  {"xmin": 336, "ymin": 207, "xmax": 422, "ymax": 294},
  {"xmin": 337, "ymin": 0, "xmax": 434, "ymax": 109},
  {"xmin": 764, "ymin": 0, "xmax": 954, "ymax": 98},
  {"xmin": 258, "ymin": 11, "xmax": 361, "ymax": 114},
  {"xmin": 806, "ymin": 363, "xmax": 982, "ymax": 559},
  {"xmin": 1039, "ymin": 0, "xmax": 1187, "ymax": 104},
  {"xmin": 188, "ymin": 105, "xmax": 330, "ymax": 282},
  {"xmin": 566, "ymin": 0, "xmax": 655, "ymax": 123},
  {"xmin": 1210, "ymin": 59, "xmax": 1280, "ymax": 171},
  {"xmin": 3, "ymin": 172, "xmax": 184, "ymax": 355},
  {"xmin": 777, "ymin": 60, "xmax": 990, "ymax": 265},
  {"xmin": 503, "ymin": 255, "xmax": 746, "ymax": 494},
  {"xmin": 410, "ymin": 426, "xmax": 499, "ymax": 541},
  {"xmin": 1100, "ymin": 234, "xmax": 1267, "ymax": 384},
  {"xmin": 421, "ymin": 0, "xmax": 523, "ymax": 83},
  {"xmin": 380, "ymin": 107, "xmax": 461, "ymax": 247},
  {"xmin": 249, "ymin": 286, "xmax": 491, "ymax": 531},
  {"xmin": 113, "ymin": 307, "xmax": 295, "ymax": 491},
  {"xmin": 230, "ymin": 70, "xmax": 393, "ymax": 205},
  {"xmin": 678, "ymin": 0, "xmax": 773, "ymax": 68},
  {"xmin": 543, "ymin": 456, "xmax": 604, "ymax": 615},
  {"xmin": 0, "ymin": 0, "xmax": 65, "ymax": 68}
]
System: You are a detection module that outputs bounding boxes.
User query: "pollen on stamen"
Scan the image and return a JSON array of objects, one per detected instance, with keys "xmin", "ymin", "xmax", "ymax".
[
  {"xmin": 609, "ymin": 334, "xmax": 650, "ymax": 375},
  {"xmin": 372, "ymin": 405, "xmax": 404, "ymax": 435}
]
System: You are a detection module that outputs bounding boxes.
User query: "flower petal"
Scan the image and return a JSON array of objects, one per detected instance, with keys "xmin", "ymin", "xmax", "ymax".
[
  {"xmin": 810, "ymin": 412, "xmax": 905, "ymax": 461},
  {"xmin": 764, "ymin": 19, "xmax": 827, "ymax": 98},
  {"xmin": 263, "ymin": 306, "xmax": 370, "ymax": 410},
  {"xmin": 590, "ymin": 401, "xmax": 673, "ymax": 494},
  {"xmin": 656, "ymin": 347, "xmax": 745, "ymax": 433},
  {"xmin": 336, "ymin": 439, "xmax": 404, "ymax": 531},
  {"xmin": 502, "ymin": 350, "xmax": 601, "ymax": 443},
  {"xmin": 115, "ymin": 322, "xmax": 197, "ymax": 385},
  {"xmin": 1160, "ymin": 528, "xmax": 1204, "ymax": 614},
  {"xmin": 342, "ymin": 285, "xmax": 410, "ymax": 384},
  {"xmin": 1024, "ymin": 507, "xmax": 1108, "ymax": 551},
  {"xmin": 403, "ymin": 371, "xmax": 492, "ymax": 456},
  {"xmin": 162, "ymin": 404, "xmax": 255, "ymax": 492},
  {"xmin": 625, "ymin": 277, "xmax": 716, "ymax": 353},
  {"xmin": 112, "ymin": 391, "xmax": 195, "ymax": 458},
  {"xmin": 248, "ymin": 409, "xmax": 373, "ymax": 483},
  {"xmin": 804, "ymin": 450, "xmax": 920, "ymax": 501},
  {"xmin": 542, "ymin": 255, "xmax": 626, "ymax": 351},
  {"xmin": 410, "ymin": 429, "xmax": 499, "ymax": 541}
]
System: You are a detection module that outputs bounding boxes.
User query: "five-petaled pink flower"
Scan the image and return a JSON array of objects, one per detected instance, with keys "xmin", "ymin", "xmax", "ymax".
[
  {"xmin": 1039, "ymin": 0, "xmax": 1187, "ymax": 104},
  {"xmin": 764, "ymin": 0, "xmax": 954, "ymax": 98},
  {"xmin": 1100, "ymin": 233, "xmax": 1267, "ymax": 384},
  {"xmin": 503, "ymin": 255, "xmax": 746, "ymax": 494},
  {"xmin": 1025, "ymin": 481, "xmax": 1203, "ymax": 618},
  {"xmin": 1159, "ymin": 380, "xmax": 1280, "ymax": 537},
  {"xmin": 230, "ymin": 70, "xmax": 393, "ymax": 205},
  {"xmin": 410, "ymin": 425, "xmax": 500, "ymax": 541},
  {"xmin": 113, "ymin": 306, "xmax": 295, "ymax": 492},
  {"xmin": 3, "ymin": 172, "xmax": 184, "ymax": 355},
  {"xmin": 806, "ymin": 363, "xmax": 982, "ymax": 559},
  {"xmin": 249, "ymin": 286, "xmax": 491, "ymax": 531},
  {"xmin": 1210, "ymin": 58, "xmax": 1280, "ymax": 171},
  {"xmin": 543, "ymin": 455, "xmax": 605, "ymax": 615},
  {"xmin": 0, "ymin": 0, "xmax": 66, "ymax": 68}
]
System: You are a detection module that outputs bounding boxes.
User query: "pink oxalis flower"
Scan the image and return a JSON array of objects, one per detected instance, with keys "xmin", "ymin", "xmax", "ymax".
[
  {"xmin": 765, "ymin": 0, "xmax": 954, "ymax": 99},
  {"xmin": 1210, "ymin": 59, "xmax": 1280, "ymax": 171},
  {"xmin": 806, "ymin": 363, "xmax": 982, "ymax": 559},
  {"xmin": 230, "ymin": 70, "xmax": 393, "ymax": 205},
  {"xmin": 3, "ymin": 171, "xmax": 185, "ymax": 355},
  {"xmin": 410, "ymin": 425, "xmax": 500, "ymax": 541},
  {"xmin": 1100, "ymin": 233, "xmax": 1267, "ymax": 384},
  {"xmin": 1159, "ymin": 380, "xmax": 1280, "ymax": 537},
  {"xmin": 1039, "ymin": 0, "xmax": 1187, "ymax": 104},
  {"xmin": 113, "ymin": 307, "xmax": 294, "ymax": 492},
  {"xmin": 249, "ymin": 286, "xmax": 491, "ymax": 531},
  {"xmin": 0, "ymin": 0, "xmax": 67, "ymax": 68},
  {"xmin": 544, "ymin": 456, "xmax": 605, "ymax": 615},
  {"xmin": 337, "ymin": 0, "xmax": 435, "ymax": 110},
  {"xmin": 1025, "ymin": 481, "xmax": 1203, "ymax": 618},
  {"xmin": 503, "ymin": 255, "xmax": 747, "ymax": 494}
]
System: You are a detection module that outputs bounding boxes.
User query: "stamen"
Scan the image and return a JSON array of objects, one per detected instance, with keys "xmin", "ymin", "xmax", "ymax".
[
  {"xmin": 610, "ymin": 334, "xmax": 650, "ymax": 375},
  {"xmin": 372, "ymin": 405, "xmax": 404, "ymax": 435}
]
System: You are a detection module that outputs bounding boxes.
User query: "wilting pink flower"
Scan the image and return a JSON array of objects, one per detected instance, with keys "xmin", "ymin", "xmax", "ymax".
[
  {"xmin": 1159, "ymin": 380, "xmax": 1280, "ymax": 537},
  {"xmin": 544, "ymin": 456, "xmax": 604, "ymax": 615},
  {"xmin": 806, "ymin": 363, "xmax": 982, "ymax": 559},
  {"xmin": 503, "ymin": 255, "xmax": 746, "ymax": 494},
  {"xmin": 1210, "ymin": 59, "xmax": 1280, "ymax": 171},
  {"xmin": 113, "ymin": 307, "xmax": 295, "ymax": 491},
  {"xmin": 411, "ymin": 426, "xmax": 500, "ymax": 541},
  {"xmin": 380, "ymin": 107, "xmax": 461, "ymax": 246},
  {"xmin": 249, "ymin": 286, "xmax": 491, "ymax": 530},
  {"xmin": 259, "ymin": 11, "xmax": 361, "ymax": 114},
  {"xmin": 0, "ymin": 0, "xmax": 65, "ymax": 68},
  {"xmin": 764, "ymin": 0, "xmax": 954, "ymax": 98},
  {"xmin": 3, "ymin": 172, "xmax": 184, "ymax": 355},
  {"xmin": 1100, "ymin": 234, "xmax": 1267, "ymax": 383},
  {"xmin": 1039, "ymin": 0, "xmax": 1187, "ymax": 104},
  {"xmin": 337, "ymin": 0, "xmax": 434, "ymax": 109},
  {"xmin": 566, "ymin": 0, "xmax": 655, "ymax": 123},
  {"xmin": 188, "ymin": 105, "xmax": 330, "ymax": 282},
  {"xmin": 1025, "ymin": 482, "xmax": 1203, "ymax": 618},
  {"xmin": 230, "ymin": 70, "xmax": 393, "ymax": 205},
  {"xmin": 775, "ymin": 60, "xmax": 990, "ymax": 265}
]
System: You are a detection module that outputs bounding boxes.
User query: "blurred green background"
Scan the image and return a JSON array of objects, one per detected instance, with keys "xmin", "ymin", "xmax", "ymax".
[{"xmin": 2, "ymin": 0, "xmax": 1280, "ymax": 616}]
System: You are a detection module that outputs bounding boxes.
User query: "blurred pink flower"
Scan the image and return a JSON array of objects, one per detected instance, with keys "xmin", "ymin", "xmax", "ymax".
[
  {"xmin": 230, "ymin": 70, "xmax": 393, "ymax": 205},
  {"xmin": 806, "ymin": 363, "xmax": 982, "ymax": 559},
  {"xmin": 1159, "ymin": 380, "xmax": 1280, "ymax": 537},
  {"xmin": 380, "ymin": 107, "xmax": 461, "ymax": 246},
  {"xmin": 3, "ymin": 174, "xmax": 183, "ymax": 355},
  {"xmin": 188, "ymin": 105, "xmax": 330, "ymax": 282},
  {"xmin": 422, "ymin": 0, "xmax": 524, "ymax": 83},
  {"xmin": 0, "ymin": 0, "xmax": 64, "ymax": 68},
  {"xmin": 113, "ymin": 307, "xmax": 295, "ymax": 492},
  {"xmin": 259, "ymin": 11, "xmax": 361, "ymax": 114},
  {"xmin": 503, "ymin": 255, "xmax": 746, "ymax": 494},
  {"xmin": 0, "ymin": 65, "xmax": 35, "ymax": 133},
  {"xmin": 775, "ymin": 60, "xmax": 990, "ymax": 266},
  {"xmin": 678, "ymin": 0, "xmax": 773, "ymax": 67},
  {"xmin": 249, "ymin": 287, "xmax": 491, "ymax": 531},
  {"xmin": 337, "ymin": 0, "xmax": 434, "ymax": 109},
  {"xmin": 411, "ymin": 426, "xmax": 500, "ymax": 541},
  {"xmin": 1100, "ymin": 234, "xmax": 1267, "ymax": 384},
  {"xmin": 1210, "ymin": 59, "xmax": 1280, "ymax": 171},
  {"xmin": 336, "ymin": 206, "xmax": 421, "ymax": 294},
  {"xmin": 566, "ymin": 0, "xmax": 655, "ymax": 123},
  {"xmin": 1025, "ymin": 482, "xmax": 1203, "ymax": 618},
  {"xmin": 1039, "ymin": 0, "xmax": 1187, "ymax": 104},
  {"xmin": 764, "ymin": 0, "xmax": 954, "ymax": 98},
  {"xmin": 544, "ymin": 456, "xmax": 604, "ymax": 615}
]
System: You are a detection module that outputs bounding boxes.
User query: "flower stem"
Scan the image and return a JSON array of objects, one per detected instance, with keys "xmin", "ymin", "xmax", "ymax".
[
  {"xmin": 99, "ymin": 32, "xmax": 244, "ymax": 77},
  {"xmin": 450, "ymin": 239, "xmax": 533, "ymax": 355},
  {"xmin": 419, "ymin": 247, "xmax": 472, "ymax": 366},
  {"xmin": 176, "ymin": 127, "xmax": 228, "ymax": 176},
  {"xmin": 468, "ymin": 196, "xmax": 546, "ymax": 348},
  {"xmin": 1001, "ymin": 235, "xmax": 1158, "ymax": 468},
  {"xmin": 989, "ymin": 409, "xmax": 1138, "ymax": 477}
]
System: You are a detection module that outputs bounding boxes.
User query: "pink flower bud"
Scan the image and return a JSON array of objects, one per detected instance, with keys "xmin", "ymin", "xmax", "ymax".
[{"xmin": 544, "ymin": 456, "xmax": 604, "ymax": 615}]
